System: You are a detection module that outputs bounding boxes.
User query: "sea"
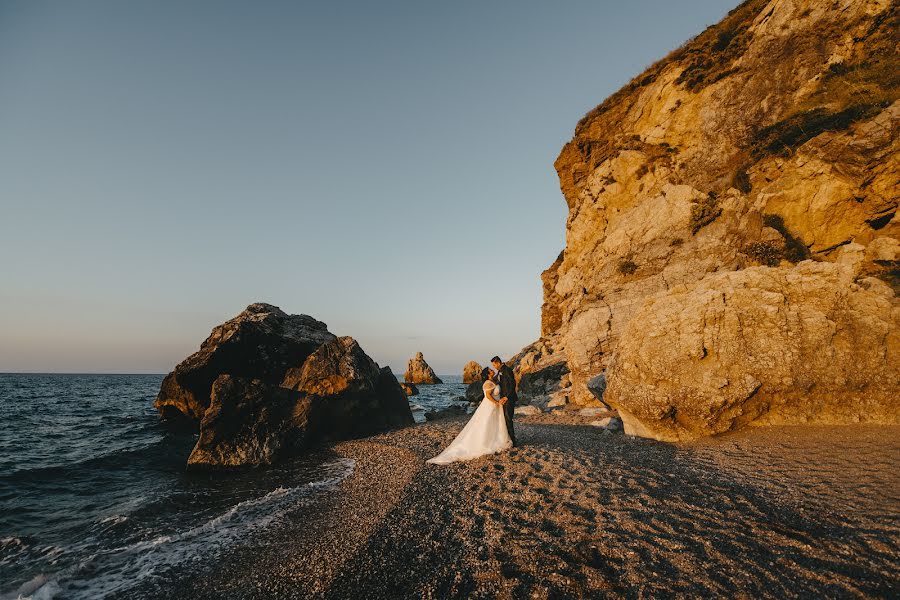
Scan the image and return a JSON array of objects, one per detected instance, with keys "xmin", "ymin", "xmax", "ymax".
[{"xmin": 0, "ymin": 373, "xmax": 467, "ymax": 599}]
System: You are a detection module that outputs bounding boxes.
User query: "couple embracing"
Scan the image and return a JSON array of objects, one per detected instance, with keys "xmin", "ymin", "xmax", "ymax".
[{"xmin": 427, "ymin": 356, "xmax": 518, "ymax": 465}]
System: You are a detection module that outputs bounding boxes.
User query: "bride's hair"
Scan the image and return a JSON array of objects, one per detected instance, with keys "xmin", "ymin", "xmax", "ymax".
[{"xmin": 480, "ymin": 367, "xmax": 492, "ymax": 382}]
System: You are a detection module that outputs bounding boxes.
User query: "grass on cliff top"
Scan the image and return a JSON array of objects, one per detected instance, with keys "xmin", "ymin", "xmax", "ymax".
[
  {"xmin": 748, "ymin": 5, "xmax": 899, "ymax": 160},
  {"xmin": 574, "ymin": 0, "xmax": 768, "ymax": 134}
]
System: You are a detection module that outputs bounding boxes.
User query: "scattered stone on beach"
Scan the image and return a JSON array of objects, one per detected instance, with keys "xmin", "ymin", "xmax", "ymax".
[
  {"xmin": 546, "ymin": 391, "xmax": 569, "ymax": 408},
  {"xmin": 424, "ymin": 404, "xmax": 466, "ymax": 421},
  {"xmin": 515, "ymin": 405, "xmax": 542, "ymax": 416},
  {"xmin": 465, "ymin": 380, "xmax": 484, "ymax": 403},
  {"xmin": 515, "ymin": 360, "xmax": 570, "ymax": 407},
  {"xmin": 462, "ymin": 361, "xmax": 482, "ymax": 384},
  {"xmin": 590, "ymin": 417, "xmax": 613, "ymax": 428},
  {"xmin": 183, "ymin": 333, "xmax": 413, "ymax": 468},
  {"xmin": 154, "ymin": 303, "xmax": 336, "ymax": 424},
  {"xmin": 586, "ymin": 374, "xmax": 607, "ymax": 403},
  {"xmin": 404, "ymin": 352, "xmax": 443, "ymax": 384},
  {"xmin": 578, "ymin": 407, "xmax": 615, "ymax": 418},
  {"xmin": 605, "ymin": 254, "xmax": 900, "ymax": 441},
  {"xmin": 399, "ymin": 382, "xmax": 419, "ymax": 396}
]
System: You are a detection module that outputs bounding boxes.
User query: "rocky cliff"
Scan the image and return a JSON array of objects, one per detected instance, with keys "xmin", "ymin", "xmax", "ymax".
[{"xmin": 518, "ymin": 0, "xmax": 899, "ymax": 439}]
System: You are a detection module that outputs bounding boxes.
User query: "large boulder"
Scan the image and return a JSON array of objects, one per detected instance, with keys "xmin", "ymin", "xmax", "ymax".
[
  {"xmin": 604, "ymin": 257, "xmax": 900, "ymax": 442},
  {"xmin": 282, "ymin": 336, "xmax": 414, "ymax": 440},
  {"xmin": 187, "ymin": 375, "xmax": 308, "ymax": 467},
  {"xmin": 188, "ymin": 336, "xmax": 414, "ymax": 468},
  {"xmin": 515, "ymin": 405, "xmax": 542, "ymax": 416},
  {"xmin": 462, "ymin": 361, "xmax": 482, "ymax": 384},
  {"xmin": 404, "ymin": 352, "xmax": 443, "ymax": 384},
  {"xmin": 154, "ymin": 303, "xmax": 335, "ymax": 423}
]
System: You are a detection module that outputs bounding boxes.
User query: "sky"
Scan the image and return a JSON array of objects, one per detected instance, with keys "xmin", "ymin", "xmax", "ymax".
[{"xmin": 0, "ymin": 0, "xmax": 737, "ymax": 374}]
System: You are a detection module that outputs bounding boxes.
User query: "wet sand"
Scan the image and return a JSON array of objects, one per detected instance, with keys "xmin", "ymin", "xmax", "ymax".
[{"xmin": 147, "ymin": 414, "xmax": 899, "ymax": 599}]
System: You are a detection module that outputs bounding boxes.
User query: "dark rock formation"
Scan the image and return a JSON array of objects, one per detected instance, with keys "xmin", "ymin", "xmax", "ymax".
[
  {"xmin": 155, "ymin": 303, "xmax": 335, "ymax": 424},
  {"xmin": 586, "ymin": 374, "xmax": 606, "ymax": 400},
  {"xmin": 282, "ymin": 337, "xmax": 414, "ymax": 441},
  {"xmin": 424, "ymin": 404, "xmax": 467, "ymax": 421},
  {"xmin": 188, "ymin": 336, "xmax": 413, "ymax": 467},
  {"xmin": 517, "ymin": 361, "xmax": 571, "ymax": 408},
  {"xmin": 399, "ymin": 382, "xmax": 419, "ymax": 396},
  {"xmin": 155, "ymin": 305, "xmax": 413, "ymax": 468},
  {"xmin": 465, "ymin": 380, "xmax": 484, "ymax": 403},
  {"xmin": 187, "ymin": 375, "xmax": 308, "ymax": 467},
  {"xmin": 404, "ymin": 352, "xmax": 443, "ymax": 384}
]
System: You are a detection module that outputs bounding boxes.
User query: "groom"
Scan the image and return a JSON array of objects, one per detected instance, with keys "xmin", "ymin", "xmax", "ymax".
[{"xmin": 491, "ymin": 356, "xmax": 518, "ymax": 447}]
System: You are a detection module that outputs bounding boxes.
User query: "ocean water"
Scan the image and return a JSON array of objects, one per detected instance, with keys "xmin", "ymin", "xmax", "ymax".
[
  {"xmin": 0, "ymin": 373, "xmax": 464, "ymax": 599},
  {"xmin": 403, "ymin": 374, "xmax": 471, "ymax": 423}
]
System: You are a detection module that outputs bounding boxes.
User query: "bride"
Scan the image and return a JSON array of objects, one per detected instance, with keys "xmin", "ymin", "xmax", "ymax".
[{"xmin": 427, "ymin": 367, "xmax": 513, "ymax": 464}]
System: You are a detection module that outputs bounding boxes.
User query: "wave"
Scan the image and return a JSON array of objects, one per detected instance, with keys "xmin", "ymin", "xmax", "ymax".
[
  {"xmin": 4, "ymin": 575, "xmax": 60, "ymax": 600},
  {"xmin": 5, "ymin": 458, "xmax": 355, "ymax": 600},
  {"xmin": 0, "ymin": 432, "xmax": 186, "ymax": 482}
]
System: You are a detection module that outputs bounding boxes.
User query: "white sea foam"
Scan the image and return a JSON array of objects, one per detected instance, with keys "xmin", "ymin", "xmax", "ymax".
[
  {"xmin": 6, "ymin": 458, "xmax": 355, "ymax": 600},
  {"xmin": 2, "ymin": 574, "xmax": 60, "ymax": 600}
]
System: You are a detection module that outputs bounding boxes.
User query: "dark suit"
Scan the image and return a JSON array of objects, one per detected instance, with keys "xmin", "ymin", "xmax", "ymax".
[{"xmin": 496, "ymin": 364, "xmax": 518, "ymax": 446}]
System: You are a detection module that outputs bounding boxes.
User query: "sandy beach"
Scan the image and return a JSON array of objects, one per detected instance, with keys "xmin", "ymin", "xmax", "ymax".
[{"xmin": 136, "ymin": 413, "xmax": 899, "ymax": 599}]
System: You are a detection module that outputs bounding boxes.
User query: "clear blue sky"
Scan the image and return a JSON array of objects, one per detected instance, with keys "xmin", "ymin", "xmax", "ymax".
[{"xmin": 0, "ymin": 0, "xmax": 736, "ymax": 374}]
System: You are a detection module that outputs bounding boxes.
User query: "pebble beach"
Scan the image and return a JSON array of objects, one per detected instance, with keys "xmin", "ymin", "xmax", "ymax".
[{"xmin": 135, "ymin": 413, "xmax": 900, "ymax": 599}]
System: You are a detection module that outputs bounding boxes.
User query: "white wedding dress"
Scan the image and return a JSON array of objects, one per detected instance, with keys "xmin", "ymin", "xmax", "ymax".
[{"xmin": 426, "ymin": 380, "xmax": 512, "ymax": 464}]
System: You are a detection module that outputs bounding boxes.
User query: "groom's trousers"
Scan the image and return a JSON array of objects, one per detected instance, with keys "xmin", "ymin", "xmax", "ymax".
[{"xmin": 503, "ymin": 400, "xmax": 517, "ymax": 446}]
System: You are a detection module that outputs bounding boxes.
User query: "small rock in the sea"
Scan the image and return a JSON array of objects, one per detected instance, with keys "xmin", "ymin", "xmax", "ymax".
[
  {"xmin": 462, "ymin": 360, "xmax": 482, "ymax": 384},
  {"xmin": 410, "ymin": 404, "xmax": 425, "ymax": 412},
  {"xmin": 400, "ymin": 382, "xmax": 419, "ymax": 396},
  {"xmin": 465, "ymin": 381, "xmax": 484, "ymax": 403},
  {"xmin": 404, "ymin": 352, "xmax": 443, "ymax": 384},
  {"xmin": 424, "ymin": 405, "xmax": 466, "ymax": 421}
]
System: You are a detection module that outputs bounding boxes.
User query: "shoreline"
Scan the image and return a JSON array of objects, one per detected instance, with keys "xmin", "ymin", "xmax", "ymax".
[{"xmin": 142, "ymin": 415, "xmax": 900, "ymax": 599}]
